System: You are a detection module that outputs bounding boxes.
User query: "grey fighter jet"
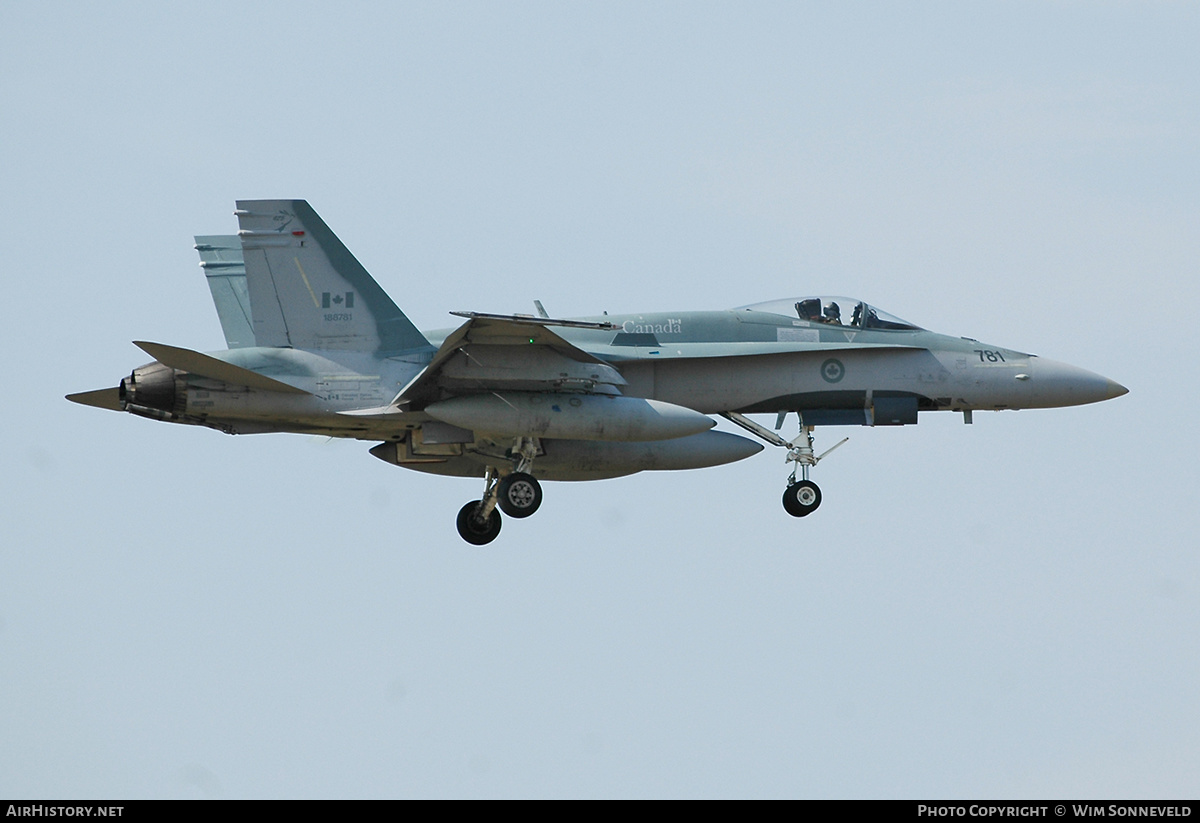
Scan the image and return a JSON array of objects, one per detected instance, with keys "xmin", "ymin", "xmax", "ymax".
[{"xmin": 68, "ymin": 200, "xmax": 1128, "ymax": 544}]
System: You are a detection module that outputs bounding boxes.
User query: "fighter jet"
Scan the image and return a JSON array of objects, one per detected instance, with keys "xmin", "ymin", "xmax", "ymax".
[{"xmin": 68, "ymin": 200, "xmax": 1128, "ymax": 544}]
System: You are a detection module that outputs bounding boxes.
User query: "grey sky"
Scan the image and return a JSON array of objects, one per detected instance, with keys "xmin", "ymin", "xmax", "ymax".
[{"xmin": 1, "ymin": 1, "xmax": 1197, "ymax": 798}]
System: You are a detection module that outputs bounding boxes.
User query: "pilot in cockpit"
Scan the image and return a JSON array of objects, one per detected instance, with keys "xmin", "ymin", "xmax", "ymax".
[
  {"xmin": 796, "ymin": 299, "xmax": 822, "ymax": 322},
  {"xmin": 823, "ymin": 302, "xmax": 842, "ymax": 325}
]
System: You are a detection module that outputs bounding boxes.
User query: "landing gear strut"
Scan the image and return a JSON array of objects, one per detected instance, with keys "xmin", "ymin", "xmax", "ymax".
[{"xmin": 721, "ymin": 412, "xmax": 847, "ymax": 518}]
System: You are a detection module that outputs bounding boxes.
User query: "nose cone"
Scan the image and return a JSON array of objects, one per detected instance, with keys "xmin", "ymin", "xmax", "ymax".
[{"xmin": 1028, "ymin": 357, "xmax": 1128, "ymax": 408}]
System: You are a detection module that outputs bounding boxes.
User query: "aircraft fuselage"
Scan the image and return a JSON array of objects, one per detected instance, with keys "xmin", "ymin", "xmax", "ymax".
[{"xmin": 115, "ymin": 308, "xmax": 1122, "ymax": 439}]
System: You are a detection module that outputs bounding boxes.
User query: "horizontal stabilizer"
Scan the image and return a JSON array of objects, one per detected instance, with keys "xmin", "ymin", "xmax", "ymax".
[
  {"xmin": 66, "ymin": 387, "xmax": 122, "ymax": 411},
  {"xmin": 133, "ymin": 341, "xmax": 310, "ymax": 394}
]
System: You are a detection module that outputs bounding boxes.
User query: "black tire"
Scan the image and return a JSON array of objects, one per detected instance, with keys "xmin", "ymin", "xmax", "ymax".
[
  {"xmin": 496, "ymin": 472, "xmax": 543, "ymax": 519},
  {"xmin": 782, "ymin": 480, "xmax": 822, "ymax": 517},
  {"xmin": 456, "ymin": 501, "xmax": 502, "ymax": 545}
]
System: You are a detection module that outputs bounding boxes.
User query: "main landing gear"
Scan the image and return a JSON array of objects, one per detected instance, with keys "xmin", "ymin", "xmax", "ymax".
[
  {"xmin": 455, "ymin": 437, "xmax": 544, "ymax": 545},
  {"xmin": 721, "ymin": 412, "xmax": 848, "ymax": 518},
  {"xmin": 456, "ymin": 496, "xmax": 502, "ymax": 545},
  {"xmin": 497, "ymin": 472, "xmax": 542, "ymax": 518}
]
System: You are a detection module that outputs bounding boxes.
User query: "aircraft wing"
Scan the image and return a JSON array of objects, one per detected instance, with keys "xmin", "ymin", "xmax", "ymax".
[{"xmin": 393, "ymin": 313, "xmax": 624, "ymax": 410}]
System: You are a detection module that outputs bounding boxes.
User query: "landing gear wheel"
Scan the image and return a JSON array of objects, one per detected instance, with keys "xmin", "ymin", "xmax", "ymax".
[
  {"xmin": 456, "ymin": 501, "xmax": 502, "ymax": 545},
  {"xmin": 782, "ymin": 480, "xmax": 822, "ymax": 517},
  {"xmin": 496, "ymin": 472, "xmax": 542, "ymax": 519}
]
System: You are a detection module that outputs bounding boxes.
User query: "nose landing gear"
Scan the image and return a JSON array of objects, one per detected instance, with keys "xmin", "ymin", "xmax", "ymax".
[
  {"xmin": 782, "ymin": 479, "xmax": 822, "ymax": 517},
  {"xmin": 781, "ymin": 422, "xmax": 844, "ymax": 518},
  {"xmin": 721, "ymin": 412, "xmax": 847, "ymax": 518}
]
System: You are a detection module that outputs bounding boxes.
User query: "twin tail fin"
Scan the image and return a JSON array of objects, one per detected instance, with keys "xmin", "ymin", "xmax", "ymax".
[{"xmin": 233, "ymin": 200, "xmax": 430, "ymax": 354}]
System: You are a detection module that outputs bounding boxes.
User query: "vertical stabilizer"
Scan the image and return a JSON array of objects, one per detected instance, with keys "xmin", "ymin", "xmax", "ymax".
[
  {"xmin": 234, "ymin": 200, "xmax": 431, "ymax": 353},
  {"xmin": 195, "ymin": 235, "xmax": 254, "ymax": 348}
]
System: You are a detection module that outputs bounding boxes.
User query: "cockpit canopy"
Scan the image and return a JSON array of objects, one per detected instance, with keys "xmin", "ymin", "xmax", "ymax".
[{"xmin": 736, "ymin": 296, "xmax": 922, "ymax": 331}]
